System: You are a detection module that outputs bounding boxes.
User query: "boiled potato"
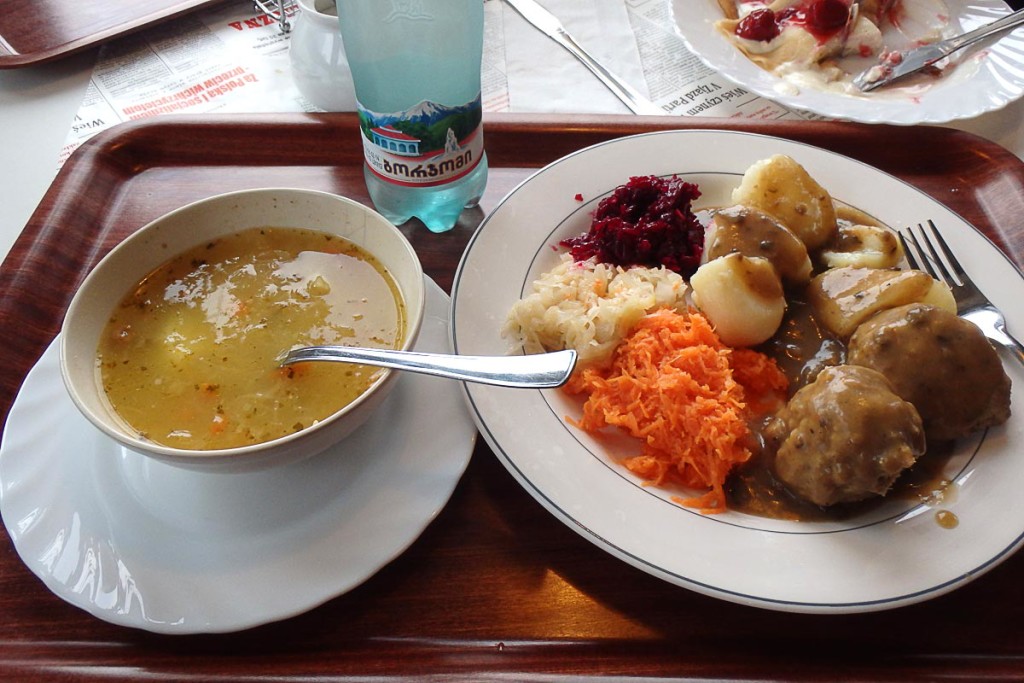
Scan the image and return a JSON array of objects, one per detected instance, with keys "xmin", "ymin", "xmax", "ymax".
[
  {"xmin": 821, "ymin": 223, "xmax": 902, "ymax": 270},
  {"xmin": 920, "ymin": 279, "xmax": 957, "ymax": 314},
  {"xmin": 807, "ymin": 266, "xmax": 955, "ymax": 338},
  {"xmin": 732, "ymin": 155, "xmax": 837, "ymax": 251},
  {"xmin": 704, "ymin": 205, "xmax": 813, "ymax": 285},
  {"xmin": 691, "ymin": 254, "xmax": 786, "ymax": 347}
]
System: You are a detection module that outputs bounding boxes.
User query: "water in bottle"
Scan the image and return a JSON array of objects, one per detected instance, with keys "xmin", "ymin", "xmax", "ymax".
[{"xmin": 337, "ymin": 0, "xmax": 488, "ymax": 233}]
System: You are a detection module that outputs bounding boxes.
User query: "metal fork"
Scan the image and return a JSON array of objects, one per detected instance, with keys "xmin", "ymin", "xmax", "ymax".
[{"xmin": 898, "ymin": 220, "xmax": 1024, "ymax": 364}]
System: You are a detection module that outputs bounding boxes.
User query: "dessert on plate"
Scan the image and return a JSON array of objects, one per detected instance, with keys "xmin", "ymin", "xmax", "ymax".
[{"xmin": 715, "ymin": 0, "xmax": 949, "ymax": 93}]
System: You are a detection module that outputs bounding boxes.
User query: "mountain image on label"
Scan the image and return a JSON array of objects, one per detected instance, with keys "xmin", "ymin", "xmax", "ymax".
[{"xmin": 357, "ymin": 96, "xmax": 484, "ymax": 188}]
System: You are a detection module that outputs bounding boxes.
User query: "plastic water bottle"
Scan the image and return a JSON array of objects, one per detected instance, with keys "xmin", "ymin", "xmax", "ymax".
[{"xmin": 337, "ymin": 0, "xmax": 488, "ymax": 233}]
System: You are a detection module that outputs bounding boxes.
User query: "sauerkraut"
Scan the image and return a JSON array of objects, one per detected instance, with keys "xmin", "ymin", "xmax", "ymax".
[{"xmin": 502, "ymin": 254, "xmax": 688, "ymax": 367}]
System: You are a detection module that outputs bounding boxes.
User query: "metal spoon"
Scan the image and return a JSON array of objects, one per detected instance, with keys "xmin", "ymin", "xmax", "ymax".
[{"xmin": 281, "ymin": 346, "xmax": 577, "ymax": 388}]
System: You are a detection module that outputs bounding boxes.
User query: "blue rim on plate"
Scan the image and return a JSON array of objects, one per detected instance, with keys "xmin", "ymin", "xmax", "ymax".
[{"xmin": 450, "ymin": 129, "xmax": 1024, "ymax": 613}]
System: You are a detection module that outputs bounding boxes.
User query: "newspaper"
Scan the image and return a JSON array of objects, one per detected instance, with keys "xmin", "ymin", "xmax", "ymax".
[
  {"xmin": 60, "ymin": 0, "xmax": 812, "ymax": 167},
  {"xmin": 627, "ymin": 0, "xmax": 812, "ymax": 119}
]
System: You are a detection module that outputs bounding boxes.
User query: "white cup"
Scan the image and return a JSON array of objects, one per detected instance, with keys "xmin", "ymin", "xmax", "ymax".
[{"xmin": 289, "ymin": 0, "xmax": 357, "ymax": 111}]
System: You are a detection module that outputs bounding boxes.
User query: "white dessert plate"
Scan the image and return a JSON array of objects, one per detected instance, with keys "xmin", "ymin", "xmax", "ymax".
[
  {"xmin": 671, "ymin": 0, "xmax": 1024, "ymax": 124},
  {"xmin": 0, "ymin": 277, "xmax": 475, "ymax": 634},
  {"xmin": 450, "ymin": 129, "xmax": 1024, "ymax": 613}
]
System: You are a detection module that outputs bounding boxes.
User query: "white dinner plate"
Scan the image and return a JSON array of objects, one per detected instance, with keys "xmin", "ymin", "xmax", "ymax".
[
  {"xmin": 0, "ymin": 277, "xmax": 476, "ymax": 634},
  {"xmin": 671, "ymin": 0, "xmax": 1024, "ymax": 124},
  {"xmin": 450, "ymin": 129, "xmax": 1024, "ymax": 613}
]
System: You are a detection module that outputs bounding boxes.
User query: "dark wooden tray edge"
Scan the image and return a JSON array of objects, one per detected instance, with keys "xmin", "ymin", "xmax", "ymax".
[{"xmin": 0, "ymin": 0, "xmax": 228, "ymax": 69}]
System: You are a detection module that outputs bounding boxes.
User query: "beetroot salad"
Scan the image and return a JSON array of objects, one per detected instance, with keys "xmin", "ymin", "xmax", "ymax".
[{"xmin": 561, "ymin": 175, "xmax": 704, "ymax": 277}]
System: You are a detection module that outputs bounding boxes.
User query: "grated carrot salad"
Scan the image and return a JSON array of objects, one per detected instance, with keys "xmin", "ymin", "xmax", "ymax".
[{"xmin": 565, "ymin": 309, "xmax": 788, "ymax": 513}]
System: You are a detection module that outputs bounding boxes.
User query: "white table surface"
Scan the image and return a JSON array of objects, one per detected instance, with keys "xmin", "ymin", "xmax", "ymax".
[
  {"xmin": 0, "ymin": 51, "xmax": 97, "ymax": 264},
  {"xmin": 1, "ymin": 43, "xmax": 1023, "ymax": 269}
]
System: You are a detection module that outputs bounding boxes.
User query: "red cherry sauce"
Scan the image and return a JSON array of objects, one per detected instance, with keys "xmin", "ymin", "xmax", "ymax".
[
  {"xmin": 734, "ymin": 1, "xmax": 852, "ymax": 44},
  {"xmin": 735, "ymin": 8, "xmax": 781, "ymax": 42},
  {"xmin": 777, "ymin": 0, "xmax": 852, "ymax": 42}
]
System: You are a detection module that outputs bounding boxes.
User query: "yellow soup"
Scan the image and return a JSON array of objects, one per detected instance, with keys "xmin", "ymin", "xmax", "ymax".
[{"xmin": 97, "ymin": 227, "xmax": 406, "ymax": 450}]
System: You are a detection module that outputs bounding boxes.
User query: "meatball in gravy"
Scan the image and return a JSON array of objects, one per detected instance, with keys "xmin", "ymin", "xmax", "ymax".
[
  {"xmin": 767, "ymin": 365, "xmax": 925, "ymax": 507},
  {"xmin": 848, "ymin": 303, "xmax": 1012, "ymax": 443}
]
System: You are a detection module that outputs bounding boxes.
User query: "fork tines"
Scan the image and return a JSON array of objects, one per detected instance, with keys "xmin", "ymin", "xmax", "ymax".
[{"xmin": 897, "ymin": 220, "xmax": 965, "ymax": 288}]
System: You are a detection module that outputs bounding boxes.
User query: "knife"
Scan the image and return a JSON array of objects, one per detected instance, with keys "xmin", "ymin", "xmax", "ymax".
[
  {"xmin": 502, "ymin": 0, "xmax": 665, "ymax": 115},
  {"xmin": 853, "ymin": 7, "xmax": 1024, "ymax": 92}
]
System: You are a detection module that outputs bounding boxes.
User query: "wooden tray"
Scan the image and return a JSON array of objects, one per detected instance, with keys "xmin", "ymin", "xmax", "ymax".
[
  {"xmin": 0, "ymin": 0, "xmax": 227, "ymax": 68},
  {"xmin": 2, "ymin": 113, "xmax": 1024, "ymax": 680}
]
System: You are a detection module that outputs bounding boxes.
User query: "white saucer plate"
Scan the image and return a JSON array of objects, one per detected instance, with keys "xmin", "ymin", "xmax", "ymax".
[
  {"xmin": 671, "ymin": 0, "xmax": 1024, "ymax": 124},
  {"xmin": 0, "ymin": 277, "xmax": 476, "ymax": 634},
  {"xmin": 450, "ymin": 129, "xmax": 1024, "ymax": 613}
]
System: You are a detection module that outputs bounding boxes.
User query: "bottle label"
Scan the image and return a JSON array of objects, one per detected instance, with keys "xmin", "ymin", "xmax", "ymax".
[{"xmin": 356, "ymin": 95, "xmax": 484, "ymax": 188}]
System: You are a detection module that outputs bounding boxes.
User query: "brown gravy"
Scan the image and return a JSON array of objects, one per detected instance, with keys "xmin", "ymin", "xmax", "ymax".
[
  {"xmin": 725, "ymin": 299, "xmax": 851, "ymax": 520},
  {"xmin": 727, "ymin": 412, "xmax": 956, "ymax": 521},
  {"xmin": 719, "ymin": 212, "xmax": 959, "ymax": 520}
]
